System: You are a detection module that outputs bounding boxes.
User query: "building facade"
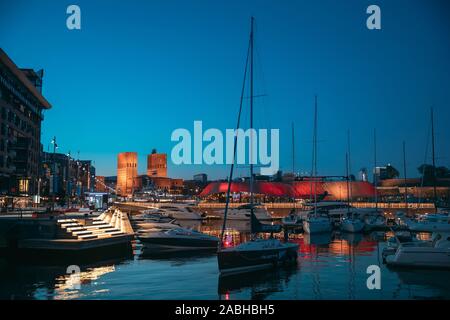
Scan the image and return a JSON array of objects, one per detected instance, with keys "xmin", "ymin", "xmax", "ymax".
[
  {"xmin": 193, "ymin": 173, "xmax": 207, "ymax": 184},
  {"xmin": 117, "ymin": 152, "xmax": 138, "ymax": 196},
  {"xmin": 40, "ymin": 152, "xmax": 96, "ymax": 199},
  {"xmin": 0, "ymin": 49, "xmax": 51, "ymax": 195},
  {"xmin": 147, "ymin": 151, "xmax": 167, "ymax": 177}
]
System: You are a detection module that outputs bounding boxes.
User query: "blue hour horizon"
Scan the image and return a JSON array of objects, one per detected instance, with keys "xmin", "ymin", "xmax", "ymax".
[{"xmin": 1, "ymin": 0, "xmax": 449, "ymax": 180}]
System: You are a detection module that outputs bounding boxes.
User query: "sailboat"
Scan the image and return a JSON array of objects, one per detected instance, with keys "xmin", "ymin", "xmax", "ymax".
[
  {"xmin": 341, "ymin": 138, "xmax": 364, "ymax": 233},
  {"xmin": 217, "ymin": 17, "xmax": 299, "ymax": 276},
  {"xmin": 302, "ymin": 96, "xmax": 332, "ymax": 234},
  {"xmin": 404, "ymin": 108, "xmax": 450, "ymax": 232},
  {"xmin": 364, "ymin": 128, "xmax": 387, "ymax": 231}
]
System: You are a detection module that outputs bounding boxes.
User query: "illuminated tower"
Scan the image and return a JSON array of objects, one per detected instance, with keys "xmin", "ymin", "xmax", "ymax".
[
  {"xmin": 117, "ymin": 152, "xmax": 138, "ymax": 196},
  {"xmin": 147, "ymin": 150, "xmax": 167, "ymax": 177}
]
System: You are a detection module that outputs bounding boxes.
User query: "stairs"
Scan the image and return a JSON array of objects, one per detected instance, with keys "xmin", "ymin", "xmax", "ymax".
[{"xmin": 57, "ymin": 209, "xmax": 130, "ymax": 240}]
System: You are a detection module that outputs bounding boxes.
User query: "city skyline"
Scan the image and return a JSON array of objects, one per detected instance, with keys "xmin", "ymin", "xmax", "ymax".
[{"xmin": 1, "ymin": 0, "xmax": 449, "ymax": 180}]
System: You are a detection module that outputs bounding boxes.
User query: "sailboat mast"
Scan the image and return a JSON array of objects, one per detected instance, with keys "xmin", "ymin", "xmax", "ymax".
[
  {"xmin": 430, "ymin": 107, "xmax": 438, "ymax": 212},
  {"xmin": 313, "ymin": 95, "xmax": 318, "ymax": 216},
  {"xmin": 218, "ymin": 21, "xmax": 251, "ymax": 247},
  {"xmin": 292, "ymin": 122, "xmax": 295, "ymax": 175},
  {"xmin": 250, "ymin": 17, "xmax": 254, "ymax": 208},
  {"xmin": 374, "ymin": 129, "xmax": 378, "ymax": 211},
  {"xmin": 403, "ymin": 141, "xmax": 408, "ymax": 214},
  {"xmin": 347, "ymin": 130, "xmax": 352, "ymax": 201},
  {"xmin": 346, "ymin": 153, "xmax": 351, "ymax": 216}
]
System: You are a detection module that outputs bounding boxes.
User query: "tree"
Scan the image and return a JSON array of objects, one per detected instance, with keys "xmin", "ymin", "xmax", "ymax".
[
  {"xmin": 385, "ymin": 165, "xmax": 399, "ymax": 179},
  {"xmin": 436, "ymin": 166, "xmax": 450, "ymax": 179},
  {"xmin": 418, "ymin": 164, "xmax": 450, "ymax": 185}
]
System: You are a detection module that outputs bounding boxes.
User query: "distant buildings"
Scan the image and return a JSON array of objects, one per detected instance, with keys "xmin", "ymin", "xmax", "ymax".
[
  {"xmin": 373, "ymin": 166, "xmax": 388, "ymax": 185},
  {"xmin": 117, "ymin": 152, "xmax": 138, "ymax": 196},
  {"xmin": 116, "ymin": 151, "xmax": 183, "ymax": 196},
  {"xmin": 40, "ymin": 152, "xmax": 96, "ymax": 198},
  {"xmin": 0, "ymin": 49, "xmax": 51, "ymax": 195},
  {"xmin": 193, "ymin": 173, "xmax": 207, "ymax": 184},
  {"xmin": 359, "ymin": 168, "xmax": 368, "ymax": 182}
]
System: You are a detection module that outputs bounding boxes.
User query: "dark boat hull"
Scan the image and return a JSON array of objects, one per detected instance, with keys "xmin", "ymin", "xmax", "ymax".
[
  {"xmin": 139, "ymin": 236, "xmax": 218, "ymax": 252},
  {"xmin": 218, "ymin": 245, "xmax": 298, "ymax": 276}
]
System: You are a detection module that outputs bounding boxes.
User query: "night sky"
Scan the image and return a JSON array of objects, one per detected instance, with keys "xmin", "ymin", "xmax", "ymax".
[{"xmin": 1, "ymin": 0, "xmax": 449, "ymax": 180}]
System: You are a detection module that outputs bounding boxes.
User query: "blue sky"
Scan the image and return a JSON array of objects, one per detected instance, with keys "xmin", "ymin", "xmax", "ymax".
[{"xmin": 1, "ymin": 0, "xmax": 449, "ymax": 180}]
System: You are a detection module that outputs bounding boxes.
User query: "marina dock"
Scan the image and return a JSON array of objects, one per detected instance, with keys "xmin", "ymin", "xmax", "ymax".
[{"xmin": 0, "ymin": 208, "xmax": 134, "ymax": 255}]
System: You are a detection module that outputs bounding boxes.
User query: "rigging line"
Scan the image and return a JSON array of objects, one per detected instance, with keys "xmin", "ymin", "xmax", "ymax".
[
  {"xmin": 254, "ymin": 35, "xmax": 271, "ymax": 132},
  {"xmin": 219, "ymin": 35, "xmax": 251, "ymax": 247},
  {"xmin": 374, "ymin": 128, "xmax": 378, "ymax": 210},
  {"xmin": 347, "ymin": 129, "xmax": 352, "ymax": 200}
]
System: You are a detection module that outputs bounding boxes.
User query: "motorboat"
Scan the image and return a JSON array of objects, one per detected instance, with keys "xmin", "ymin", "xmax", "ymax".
[
  {"xmin": 214, "ymin": 204, "xmax": 272, "ymax": 221},
  {"xmin": 132, "ymin": 210, "xmax": 174, "ymax": 223},
  {"xmin": 135, "ymin": 221, "xmax": 180, "ymax": 231},
  {"xmin": 138, "ymin": 227, "xmax": 219, "ymax": 252},
  {"xmin": 382, "ymin": 231, "xmax": 424, "ymax": 259},
  {"xmin": 385, "ymin": 232, "xmax": 450, "ymax": 268},
  {"xmin": 404, "ymin": 213, "xmax": 450, "ymax": 232},
  {"xmin": 143, "ymin": 204, "xmax": 204, "ymax": 220}
]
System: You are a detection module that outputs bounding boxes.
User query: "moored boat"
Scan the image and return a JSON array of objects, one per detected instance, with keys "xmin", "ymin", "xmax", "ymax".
[
  {"xmin": 385, "ymin": 232, "xmax": 450, "ymax": 268},
  {"xmin": 216, "ymin": 17, "xmax": 298, "ymax": 277},
  {"xmin": 138, "ymin": 227, "xmax": 219, "ymax": 252}
]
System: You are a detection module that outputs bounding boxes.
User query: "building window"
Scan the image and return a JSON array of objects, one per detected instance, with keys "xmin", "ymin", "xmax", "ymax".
[{"xmin": 18, "ymin": 179, "xmax": 29, "ymax": 193}]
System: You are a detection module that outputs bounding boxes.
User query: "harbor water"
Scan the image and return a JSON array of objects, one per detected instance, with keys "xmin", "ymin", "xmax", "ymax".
[{"xmin": 1, "ymin": 219, "xmax": 450, "ymax": 300}]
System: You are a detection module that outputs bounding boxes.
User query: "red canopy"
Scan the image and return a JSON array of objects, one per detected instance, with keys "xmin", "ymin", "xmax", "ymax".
[{"xmin": 199, "ymin": 180, "xmax": 375, "ymax": 200}]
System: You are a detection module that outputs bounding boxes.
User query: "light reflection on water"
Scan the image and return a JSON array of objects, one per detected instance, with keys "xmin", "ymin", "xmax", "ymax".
[{"xmin": 0, "ymin": 220, "xmax": 449, "ymax": 300}]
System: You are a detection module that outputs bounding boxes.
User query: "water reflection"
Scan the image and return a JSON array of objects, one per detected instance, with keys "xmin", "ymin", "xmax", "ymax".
[
  {"xmin": 218, "ymin": 266, "xmax": 297, "ymax": 300},
  {"xmin": 0, "ymin": 255, "xmax": 130, "ymax": 300},
  {"xmin": 1, "ymin": 219, "xmax": 450, "ymax": 300}
]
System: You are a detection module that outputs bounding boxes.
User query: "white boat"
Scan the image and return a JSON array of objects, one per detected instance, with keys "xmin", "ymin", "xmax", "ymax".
[
  {"xmin": 364, "ymin": 212, "xmax": 387, "ymax": 231},
  {"xmin": 138, "ymin": 227, "xmax": 219, "ymax": 252},
  {"xmin": 304, "ymin": 201, "xmax": 381, "ymax": 226},
  {"xmin": 405, "ymin": 213, "xmax": 450, "ymax": 232},
  {"xmin": 136, "ymin": 221, "xmax": 180, "ymax": 231},
  {"xmin": 214, "ymin": 204, "xmax": 272, "ymax": 221},
  {"xmin": 303, "ymin": 214, "xmax": 332, "ymax": 234},
  {"xmin": 144, "ymin": 204, "xmax": 204, "ymax": 220},
  {"xmin": 382, "ymin": 231, "xmax": 424, "ymax": 259},
  {"xmin": 385, "ymin": 232, "xmax": 450, "ymax": 268}
]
